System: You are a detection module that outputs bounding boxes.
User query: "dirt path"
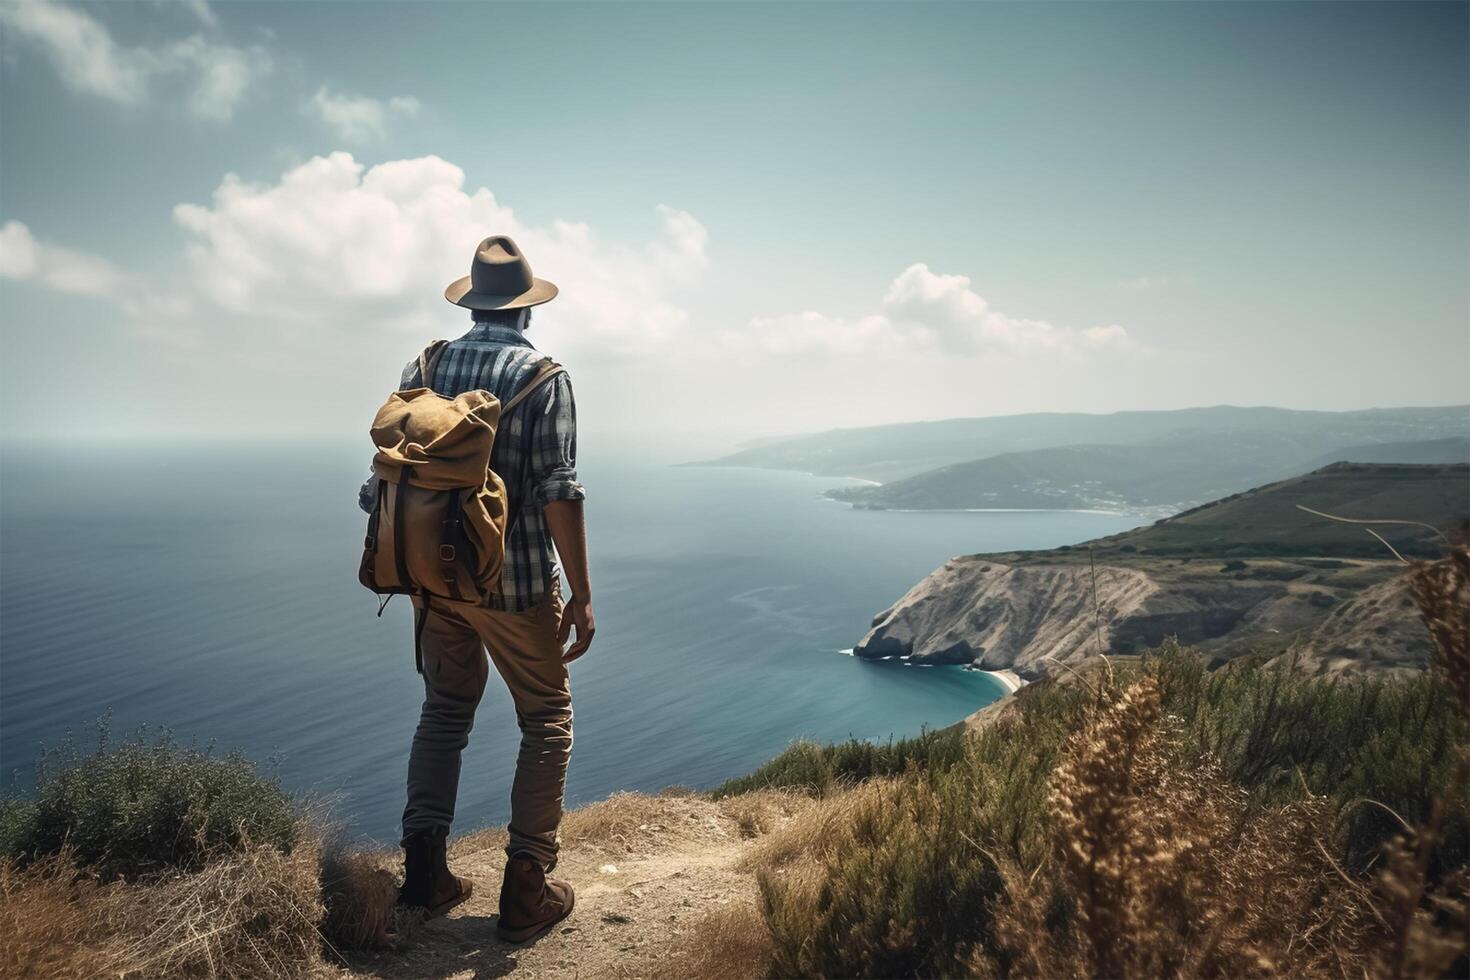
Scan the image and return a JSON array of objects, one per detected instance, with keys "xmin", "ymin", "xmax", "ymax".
[{"xmin": 331, "ymin": 792, "xmax": 798, "ymax": 980}]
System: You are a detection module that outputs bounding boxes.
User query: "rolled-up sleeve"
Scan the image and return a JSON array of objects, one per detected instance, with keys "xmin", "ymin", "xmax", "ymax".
[{"xmin": 528, "ymin": 372, "xmax": 586, "ymax": 504}]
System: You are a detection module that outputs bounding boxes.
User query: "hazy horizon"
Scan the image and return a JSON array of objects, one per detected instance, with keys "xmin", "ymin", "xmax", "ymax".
[{"xmin": 2, "ymin": 1, "xmax": 1467, "ymax": 445}]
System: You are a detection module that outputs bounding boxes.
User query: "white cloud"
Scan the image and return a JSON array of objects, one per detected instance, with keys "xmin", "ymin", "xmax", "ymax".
[
  {"xmin": 746, "ymin": 311, "xmax": 897, "ymax": 355},
  {"xmin": 169, "ymin": 152, "xmax": 707, "ymax": 353},
  {"xmin": 739, "ymin": 262, "xmax": 1133, "ymax": 357},
  {"xmin": 307, "ymin": 87, "xmax": 420, "ymax": 144},
  {"xmin": 1081, "ymin": 324, "xmax": 1129, "ymax": 346},
  {"xmin": 0, "ymin": 0, "xmax": 151, "ymax": 103},
  {"xmin": 0, "ymin": 0, "xmax": 271, "ymax": 119},
  {"xmin": 0, "ymin": 219, "xmax": 125, "ymax": 296}
]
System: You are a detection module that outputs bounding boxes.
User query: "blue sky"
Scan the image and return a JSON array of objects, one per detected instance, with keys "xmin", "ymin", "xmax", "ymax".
[{"xmin": 1, "ymin": 1, "xmax": 1466, "ymax": 445}]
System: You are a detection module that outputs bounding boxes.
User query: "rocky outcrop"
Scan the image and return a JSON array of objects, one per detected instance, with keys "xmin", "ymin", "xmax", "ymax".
[{"xmin": 854, "ymin": 556, "xmax": 1291, "ymax": 679}]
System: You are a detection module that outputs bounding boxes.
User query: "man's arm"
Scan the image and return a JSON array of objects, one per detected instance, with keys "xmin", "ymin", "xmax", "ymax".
[
  {"xmin": 527, "ymin": 371, "xmax": 593, "ymax": 663},
  {"xmin": 545, "ymin": 499, "xmax": 594, "ymax": 662}
]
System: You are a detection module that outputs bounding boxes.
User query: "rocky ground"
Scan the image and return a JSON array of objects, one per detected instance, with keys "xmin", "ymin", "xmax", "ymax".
[{"xmin": 328, "ymin": 791, "xmax": 807, "ymax": 980}]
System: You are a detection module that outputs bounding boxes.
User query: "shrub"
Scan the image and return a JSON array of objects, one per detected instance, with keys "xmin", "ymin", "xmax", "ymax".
[
  {"xmin": 984, "ymin": 676, "xmax": 1377, "ymax": 979},
  {"xmin": 712, "ymin": 726, "xmax": 969, "ymax": 798},
  {"xmin": 2, "ymin": 727, "xmax": 297, "ymax": 878},
  {"xmin": 751, "ymin": 642, "xmax": 1470, "ymax": 977},
  {"xmin": 755, "ymin": 677, "xmax": 1096, "ymax": 977},
  {"xmin": 1147, "ymin": 644, "xmax": 1469, "ymax": 870}
]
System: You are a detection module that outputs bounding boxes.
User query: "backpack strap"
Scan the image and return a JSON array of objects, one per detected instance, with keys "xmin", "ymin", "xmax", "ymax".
[
  {"xmin": 501, "ymin": 359, "xmax": 566, "ymax": 416},
  {"xmin": 416, "ymin": 340, "xmax": 452, "ymax": 389}
]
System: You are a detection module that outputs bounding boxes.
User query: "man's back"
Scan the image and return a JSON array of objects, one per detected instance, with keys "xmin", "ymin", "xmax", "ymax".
[{"xmin": 388, "ymin": 314, "xmax": 584, "ymax": 612}]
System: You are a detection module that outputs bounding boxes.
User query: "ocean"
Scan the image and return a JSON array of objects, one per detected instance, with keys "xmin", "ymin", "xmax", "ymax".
[{"xmin": 0, "ymin": 442, "xmax": 1143, "ymax": 843}]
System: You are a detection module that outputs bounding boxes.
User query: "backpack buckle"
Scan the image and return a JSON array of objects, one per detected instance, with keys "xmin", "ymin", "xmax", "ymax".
[{"xmin": 439, "ymin": 544, "xmax": 456, "ymax": 562}]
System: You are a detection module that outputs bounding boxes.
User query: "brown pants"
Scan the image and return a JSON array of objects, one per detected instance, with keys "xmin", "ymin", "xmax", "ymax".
[{"xmin": 402, "ymin": 582, "xmax": 572, "ymax": 869}]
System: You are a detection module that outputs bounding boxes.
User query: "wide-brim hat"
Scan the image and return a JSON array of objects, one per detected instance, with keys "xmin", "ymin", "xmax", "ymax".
[{"xmin": 444, "ymin": 235, "xmax": 558, "ymax": 310}]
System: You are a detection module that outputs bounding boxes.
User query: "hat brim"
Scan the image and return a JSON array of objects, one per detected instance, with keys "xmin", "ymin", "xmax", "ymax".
[{"xmin": 444, "ymin": 276, "xmax": 558, "ymax": 311}]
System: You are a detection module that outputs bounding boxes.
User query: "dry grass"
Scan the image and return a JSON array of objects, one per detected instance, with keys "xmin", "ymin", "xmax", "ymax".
[
  {"xmin": 122, "ymin": 830, "xmax": 324, "ymax": 978},
  {"xmin": 738, "ymin": 778, "xmax": 897, "ymax": 874},
  {"xmin": 717, "ymin": 787, "xmax": 812, "ymax": 840},
  {"xmin": 558, "ymin": 791, "xmax": 712, "ymax": 851},
  {"xmin": 318, "ymin": 843, "xmax": 399, "ymax": 954},
  {"xmin": 641, "ymin": 897, "xmax": 772, "ymax": 980},
  {"xmin": 1, "ymin": 828, "xmax": 324, "ymax": 980},
  {"xmin": 0, "ymin": 852, "xmax": 132, "ymax": 978}
]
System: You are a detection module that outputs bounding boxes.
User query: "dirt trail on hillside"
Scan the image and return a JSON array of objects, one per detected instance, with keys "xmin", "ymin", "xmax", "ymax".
[{"xmin": 329, "ymin": 792, "xmax": 803, "ymax": 980}]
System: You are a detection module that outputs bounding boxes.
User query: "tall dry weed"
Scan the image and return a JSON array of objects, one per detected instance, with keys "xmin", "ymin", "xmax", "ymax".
[
  {"xmin": 1370, "ymin": 542, "xmax": 1470, "ymax": 977},
  {"xmin": 986, "ymin": 675, "xmax": 1376, "ymax": 978},
  {"xmin": 1408, "ymin": 543, "xmax": 1470, "ymax": 716}
]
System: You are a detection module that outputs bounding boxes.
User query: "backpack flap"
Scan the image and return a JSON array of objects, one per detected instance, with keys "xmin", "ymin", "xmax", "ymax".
[
  {"xmin": 361, "ymin": 385, "xmax": 512, "ymax": 602},
  {"xmin": 369, "ymin": 388, "xmax": 500, "ymax": 489}
]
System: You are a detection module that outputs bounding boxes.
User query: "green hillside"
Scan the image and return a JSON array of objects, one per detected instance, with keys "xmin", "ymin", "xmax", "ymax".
[{"xmin": 1081, "ymin": 463, "xmax": 1470, "ymax": 559}]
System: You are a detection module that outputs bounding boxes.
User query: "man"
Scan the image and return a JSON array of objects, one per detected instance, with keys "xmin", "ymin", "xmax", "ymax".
[{"xmin": 362, "ymin": 235, "xmax": 594, "ymax": 944}]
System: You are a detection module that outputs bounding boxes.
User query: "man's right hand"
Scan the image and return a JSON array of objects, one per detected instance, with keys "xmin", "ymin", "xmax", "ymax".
[{"xmin": 558, "ymin": 595, "xmax": 596, "ymax": 663}]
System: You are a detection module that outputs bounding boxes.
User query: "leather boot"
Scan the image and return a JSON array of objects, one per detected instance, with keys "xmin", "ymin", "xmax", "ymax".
[
  {"xmin": 398, "ymin": 829, "xmax": 474, "ymax": 918},
  {"xmin": 497, "ymin": 854, "xmax": 575, "ymax": 943}
]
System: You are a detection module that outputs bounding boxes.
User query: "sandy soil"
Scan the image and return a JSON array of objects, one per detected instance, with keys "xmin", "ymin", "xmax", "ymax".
[
  {"xmin": 328, "ymin": 792, "xmax": 801, "ymax": 980},
  {"xmin": 982, "ymin": 668, "xmax": 1026, "ymax": 693}
]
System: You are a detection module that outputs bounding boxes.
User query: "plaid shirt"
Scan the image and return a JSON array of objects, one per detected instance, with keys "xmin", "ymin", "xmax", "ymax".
[{"xmin": 360, "ymin": 320, "xmax": 584, "ymax": 611}]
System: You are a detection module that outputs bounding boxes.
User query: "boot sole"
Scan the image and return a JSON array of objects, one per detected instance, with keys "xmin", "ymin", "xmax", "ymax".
[{"xmin": 496, "ymin": 896, "xmax": 575, "ymax": 944}]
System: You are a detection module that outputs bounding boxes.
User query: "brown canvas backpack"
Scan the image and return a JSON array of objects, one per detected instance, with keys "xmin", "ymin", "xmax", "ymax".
[{"xmin": 360, "ymin": 340, "xmax": 564, "ymax": 665}]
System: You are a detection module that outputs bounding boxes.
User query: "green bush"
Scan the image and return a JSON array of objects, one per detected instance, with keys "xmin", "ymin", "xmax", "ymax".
[
  {"xmin": 754, "ymin": 645, "xmax": 1470, "ymax": 977},
  {"xmin": 1, "ymin": 727, "xmax": 297, "ymax": 878},
  {"xmin": 711, "ymin": 725, "xmax": 969, "ymax": 798},
  {"xmin": 1148, "ymin": 646, "xmax": 1469, "ymax": 869}
]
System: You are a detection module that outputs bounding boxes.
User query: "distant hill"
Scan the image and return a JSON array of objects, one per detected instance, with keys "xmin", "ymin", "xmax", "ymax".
[
  {"xmin": 830, "ymin": 431, "xmax": 1470, "ymax": 514},
  {"xmin": 825, "ymin": 436, "xmax": 1293, "ymax": 512},
  {"xmin": 698, "ymin": 405, "xmax": 1469, "ymax": 483},
  {"xmin": 1304, "ymin": 436, "xmax": 1470, "ymax": 469},
  {"xmin": 854, "ymin": 463, "xmax": 1469, "ymax": 678}
]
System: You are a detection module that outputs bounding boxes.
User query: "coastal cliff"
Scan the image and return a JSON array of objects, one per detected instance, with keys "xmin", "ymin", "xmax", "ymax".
[
  {"xmin": 854, "ymin": 463, "xmax": 1466, "ymax": 679},
  {"xmin": 853, "ymin": 556, "xmax": 1330, "ymax": 678}
]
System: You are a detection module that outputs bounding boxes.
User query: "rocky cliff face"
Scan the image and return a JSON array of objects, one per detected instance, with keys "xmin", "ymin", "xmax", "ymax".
[
  {"xmin": 1272, "ymin": 575, "xmax": 1431, "ymax": 678},
  {"xmin": 852, "ymin": 555, "xmax": 1366, "ymax": 678}
]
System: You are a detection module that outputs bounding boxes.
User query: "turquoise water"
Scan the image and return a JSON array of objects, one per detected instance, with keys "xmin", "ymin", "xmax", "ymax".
[{"xmin": 0, "ymin": 443, "xmax": 1142, "ymax": 842}]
